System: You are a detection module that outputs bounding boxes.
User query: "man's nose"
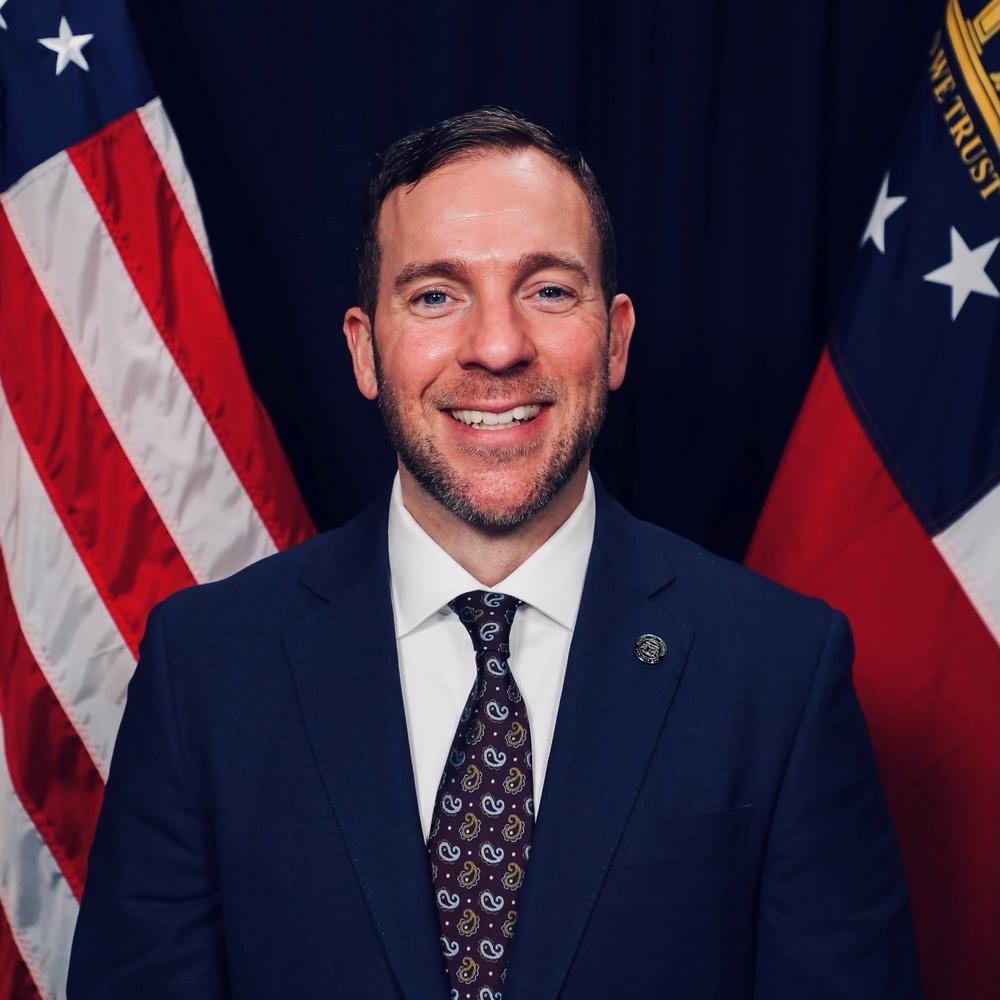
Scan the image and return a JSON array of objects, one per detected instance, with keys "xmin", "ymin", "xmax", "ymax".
[{"xmin": 455, "ymin": 296, "xmax": 537, "ymax": 374}]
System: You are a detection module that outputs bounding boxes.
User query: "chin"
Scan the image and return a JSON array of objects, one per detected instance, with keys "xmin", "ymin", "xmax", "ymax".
[
  {"xmin": 462, "ymin": 481, "xmax": 542, "ymax": 525},
  {"xmin": 381, "ymin": 385, "xmax": 602, "ymax": 532},
  {"xmin": 443, "ymin": 495, "xmax": 549, "ymax": 532},
  {"xmin": 408, "ymin": 455, "xmax": 580, "ymax": 531}
]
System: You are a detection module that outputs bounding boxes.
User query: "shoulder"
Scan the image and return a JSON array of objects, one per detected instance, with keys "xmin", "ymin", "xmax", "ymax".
[
  {"xmin": 665, "ymin": 524, "xmax": 837, "ymax": 642},
  {"xmin": 147, "ymin": 487, "xmax": 388, "ymax": 645},
  {"xmin": 604, "ymin": 498, "xmax": 853, "ymax": 740},
  {"xmin": 602, "ymin": 482, "xmax": 837, "ymax": 625},
  {"xmin": 150, "ymin": 533, "xmax": 321, "ymax": 632},
  {"xmin": 598, "ymin": 485, "xmax": 845, "ymax": 669}
]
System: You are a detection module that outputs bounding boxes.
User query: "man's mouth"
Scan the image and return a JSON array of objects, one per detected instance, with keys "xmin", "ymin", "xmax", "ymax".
[{"xmin": 447, "ymin": 404, "xmax": 543, "ymax": 431}]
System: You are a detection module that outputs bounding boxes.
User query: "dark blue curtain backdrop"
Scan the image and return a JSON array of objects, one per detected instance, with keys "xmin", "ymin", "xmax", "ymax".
[{"xmin": 127, "ymin": 0, "xmax": 942, "ymax": 561}]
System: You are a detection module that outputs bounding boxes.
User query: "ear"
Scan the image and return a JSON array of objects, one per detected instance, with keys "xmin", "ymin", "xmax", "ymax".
[
  {"xmin": 342, "ymin": 306, "xmax": 379, "ymax": 400},
  {"xmin": 607, "ymin": 293, "xmax": 635, "ymax": 391}
]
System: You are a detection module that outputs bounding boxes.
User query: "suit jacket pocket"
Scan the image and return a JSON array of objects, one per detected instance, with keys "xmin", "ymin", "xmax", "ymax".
[
  {"xmin": 572, "ymin": 805, "xmax": 756, "ymax": 994},
  {"xmin": 611, "ymin": 802, "xmax": 754, "ymax": 871}
]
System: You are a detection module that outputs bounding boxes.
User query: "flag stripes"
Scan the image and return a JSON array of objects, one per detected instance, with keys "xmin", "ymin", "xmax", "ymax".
[
  {"xmin": 0, "ymin": 211, "xmax": 197, "ymax": 656},
  {"xmin": 747, "ymin": 350, "xmax": 999, "ymax": 996},
  {"xmin": 933, "ymin": 483, "xmax": 1000, "ymax": 643},
  {"xmin": 2, "ymin": 150, "xmax": 274, "ymax": 585},
  {"xmin": 135, "ymin": 100, "xmax": 217, "ymax": 282},
  {"xmin": 0, "ymin": 556, "xmax": 103, "ymax": 898},
  {"xmin": 0, "ymin": 706, "xmax": 80, "ymax": 999},
  {"xmin": 0, "ymin": 99, "xmax": 314, "ymax": 996},
  {"xmin": 0, "ymin": 905, "xmax": 40, "ymax": 1000},
  {"xmin": 0, "ymin": 378, "xmax": 135, "ymax": 779},
  {"xmin": 69, "ymin": 101, "xmax": 314, "ymax": 557}
]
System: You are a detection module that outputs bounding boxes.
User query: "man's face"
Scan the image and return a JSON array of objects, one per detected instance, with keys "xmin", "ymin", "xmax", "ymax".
[{"xmin": 344, "ymin": 148, "xmax": 633, "ymax": 529}]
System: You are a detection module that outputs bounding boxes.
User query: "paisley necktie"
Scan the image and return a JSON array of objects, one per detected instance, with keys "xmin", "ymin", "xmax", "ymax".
[{"xmin": 428, "ymin": 590, "xmax": 534, "ymax": 999}]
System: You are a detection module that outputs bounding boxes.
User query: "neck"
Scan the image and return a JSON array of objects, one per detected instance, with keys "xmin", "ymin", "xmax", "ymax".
[{"xmin": 399, "ymin": 463, "xmax": 590, "ymax": 587}]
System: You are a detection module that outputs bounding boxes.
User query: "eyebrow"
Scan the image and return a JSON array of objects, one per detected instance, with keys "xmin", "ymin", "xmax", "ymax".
[
  {"xmin": 514, "ymin": 252, "xmax": 591, "ymax": 286},
  {"xmin": 392, "ymin": 258, "xmax": 472, "ymax": 293},
  {"xmin": 391, "ymin": 252, "xmax": 592, "ymax": 295}
]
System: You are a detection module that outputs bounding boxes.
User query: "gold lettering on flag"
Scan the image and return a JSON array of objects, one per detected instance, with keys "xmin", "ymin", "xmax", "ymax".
[
  {"xmin": 928, "ymin": 20, "xmax": 1000, "ymax": 199},
  {"xmin": 944, "ymin": 0, "xmax": 1000, "ymax": 146}
]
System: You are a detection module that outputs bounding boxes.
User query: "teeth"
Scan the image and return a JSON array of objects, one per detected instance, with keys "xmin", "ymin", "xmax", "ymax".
[{"xmin": 449, "ymin": 404, "xmax": 542, "ymax": 429}]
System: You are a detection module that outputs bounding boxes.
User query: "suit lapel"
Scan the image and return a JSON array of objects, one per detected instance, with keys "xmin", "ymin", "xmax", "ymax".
[
  {"xmin": 506, "ymin": 484, "xmax": 696, "ymax": 1000},
  {"xmin": 282, "ymin": 495, "xmax": 448, "ymax": 1000}
]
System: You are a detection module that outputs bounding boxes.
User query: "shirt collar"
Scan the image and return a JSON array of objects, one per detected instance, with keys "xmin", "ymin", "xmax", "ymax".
[{"xmin": 387, "ymin": 471, "xmax": 596, "ymax": 638}]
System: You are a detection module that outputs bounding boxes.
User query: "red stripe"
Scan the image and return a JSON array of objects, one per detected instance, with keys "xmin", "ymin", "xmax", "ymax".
[
  {"xmin": 746, "ymin": 350, "xmax": 999, "ymax": 999},
  {"xmin": 0, "ymin": 210, "xmax": 197, "ymax": 657},
  {"xmin": 0, "ymin": 905, "xmax": 41, "ymax": 1000},
  {"xmin": 68, "ymin": 111, "xmax": 314, "ymax": 552},
  {"xmin": 0, "ymin": 558, "xmax": 103, "ymax": 899}
]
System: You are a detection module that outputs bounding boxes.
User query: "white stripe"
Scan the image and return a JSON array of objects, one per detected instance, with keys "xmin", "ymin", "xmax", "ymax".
[
  {"xmin": 0, "ymin": 379, "xmax": 133, "ymax": 780},
  {"xmin": 1, "ymin": 152, "xmax": 277, "ymax": 583},
  {"xmin": 136, "ymin": 98, "xmax": 217, "ymax": 284},
  {"xmin": 933, "ymin": 482, "xmax": 1000, "ymax": 645},
  {"xmin": 0, "ymin": 712, "xmax": 79, "ymax": 1000}
]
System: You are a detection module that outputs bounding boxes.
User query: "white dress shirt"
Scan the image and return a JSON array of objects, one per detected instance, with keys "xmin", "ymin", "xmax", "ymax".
[{"xmin": 387, "ymin": 472, "xmax": 595, "ymax": 842}]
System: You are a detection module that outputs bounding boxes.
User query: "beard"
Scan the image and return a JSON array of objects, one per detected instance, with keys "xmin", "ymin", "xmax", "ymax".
[{"xmin": 373, "ymin": 338, "xmax": 609, "ymax": 531}]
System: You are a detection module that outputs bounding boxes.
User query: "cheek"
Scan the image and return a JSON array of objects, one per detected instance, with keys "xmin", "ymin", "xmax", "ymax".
[
  {"xmin": 543, "ymin": 337, "xmax": 608, "ymax": 389},
  {"xmin": 534, "ymin": 314, "xmax": 607, "ymax": 367},
  {"xmin": 381, "ymin": 333, "xmax": 454, "ymax": 401}
]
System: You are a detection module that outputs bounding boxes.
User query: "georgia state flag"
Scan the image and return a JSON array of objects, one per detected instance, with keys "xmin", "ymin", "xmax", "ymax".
[{"xmin": 747, "ymin": 5, "xmax": 999, "ymax": 998}]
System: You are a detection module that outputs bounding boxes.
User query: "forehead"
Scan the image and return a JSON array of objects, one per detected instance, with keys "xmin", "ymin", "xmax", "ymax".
[{"xmin": 377, "ymin": 149, "xmax": 598, "ymax": 276}]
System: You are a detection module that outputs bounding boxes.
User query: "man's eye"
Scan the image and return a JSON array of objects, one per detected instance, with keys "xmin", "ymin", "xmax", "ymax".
[
  {"xmin": 414, "ymin": 290, "xmax": 450, "ymax": 308},
  {"xmin": 533, "ymin": 286, "xmax": 576, "ymax": 307}
]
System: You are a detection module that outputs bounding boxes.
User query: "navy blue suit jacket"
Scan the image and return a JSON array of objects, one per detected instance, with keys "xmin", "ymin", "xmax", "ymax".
[{"xmin": 69, "ymin": 481, "xmax": 922, "ymax": 998}]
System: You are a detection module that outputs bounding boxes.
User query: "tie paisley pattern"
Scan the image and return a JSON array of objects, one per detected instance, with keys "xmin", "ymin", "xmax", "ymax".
[{"xmin": 428, "ymin": 590, "xmax": 534, "ymax": 1000}]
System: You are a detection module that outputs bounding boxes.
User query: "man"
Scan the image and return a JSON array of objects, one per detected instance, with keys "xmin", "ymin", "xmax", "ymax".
[{"xmin": 69, "ymin": 108, "xmax": 922, "ymax": 998}]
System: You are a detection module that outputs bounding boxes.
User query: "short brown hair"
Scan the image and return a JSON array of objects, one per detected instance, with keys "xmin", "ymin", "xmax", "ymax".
[{"xmin": 358, "ymin": 106, "xmax": 617, "ymax": 319}]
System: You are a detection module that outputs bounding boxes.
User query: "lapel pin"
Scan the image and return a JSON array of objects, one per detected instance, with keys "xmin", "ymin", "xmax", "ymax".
[{"xmin": 634, "ymin": 633, "xmax": 667, "ymax": 665}]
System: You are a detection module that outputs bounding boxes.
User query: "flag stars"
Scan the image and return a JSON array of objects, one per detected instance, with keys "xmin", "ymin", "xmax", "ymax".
[
  {"xmin": 38, "ymin": 17, "xmax": 93, "ymax": 75},
  {"xmin": 861, "ymin": 171, "xmax": 906, "ymax": 254},
  {"xmin": 0, "ymin": 0, "xmax": 8, "ymax": 31},
  {"xmin": 924, "ymin": 227, "xmax": 999, "ymax": 320}
]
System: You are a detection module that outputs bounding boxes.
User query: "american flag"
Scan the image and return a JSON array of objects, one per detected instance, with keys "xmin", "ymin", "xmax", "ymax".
[
  {"xmin": 747, "ymin": 3, "xmax": 999, "ymax": 996},
  {"xmin": 0, "ymin": 0, "xmax": 314, "ymax": 995}
]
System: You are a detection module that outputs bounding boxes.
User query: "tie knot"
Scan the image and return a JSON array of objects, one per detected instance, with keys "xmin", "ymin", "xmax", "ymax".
[{"xmin": 448, "ymin": 590, "xmax": 522, "ymax": 655}]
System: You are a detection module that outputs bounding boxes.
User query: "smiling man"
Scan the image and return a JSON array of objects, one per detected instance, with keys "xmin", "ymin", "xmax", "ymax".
[
  {"xmin": 342, "ymin": 132, "xmax": 632, "ymax": 582},
  {"xmin": 69, "ymin": 109, "xmax": 922, "ymax": 998}
]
